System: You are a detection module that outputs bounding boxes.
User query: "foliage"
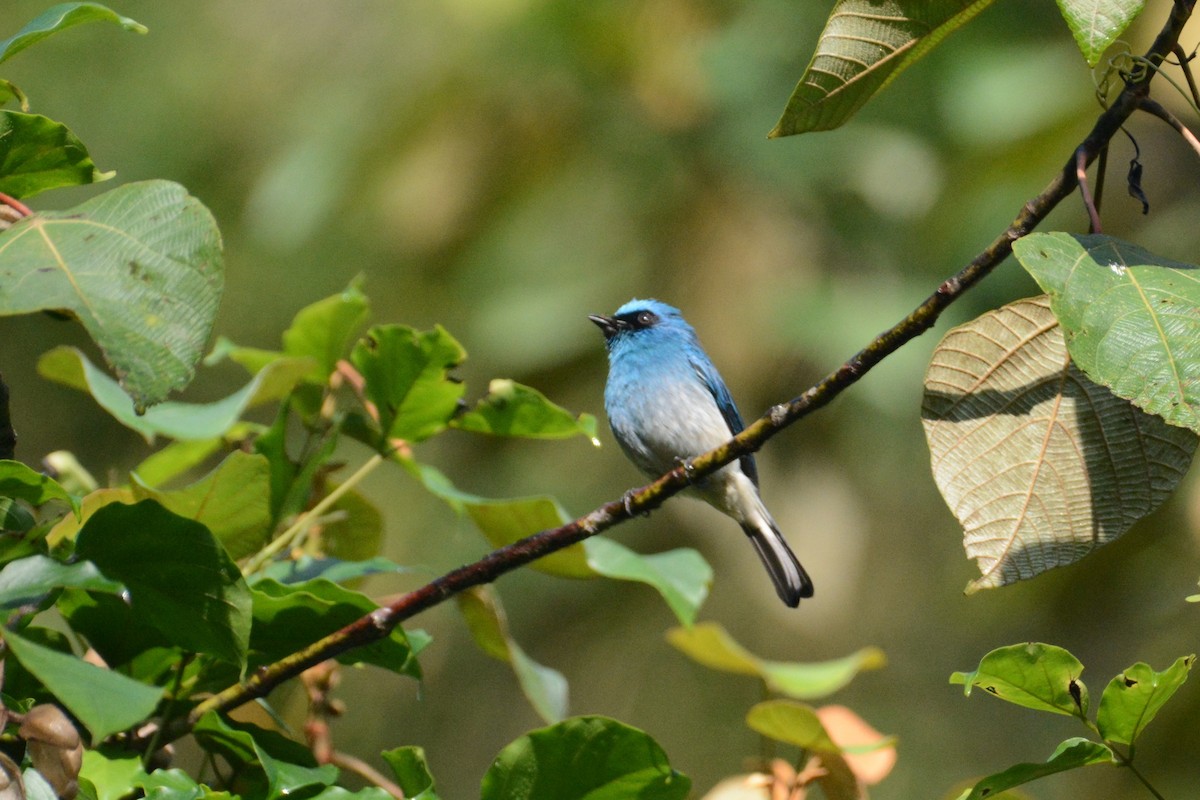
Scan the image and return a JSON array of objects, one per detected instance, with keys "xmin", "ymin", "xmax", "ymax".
[{"xmin": 0, "ymin": 0, "xmax": 1197, "ymax": 799}]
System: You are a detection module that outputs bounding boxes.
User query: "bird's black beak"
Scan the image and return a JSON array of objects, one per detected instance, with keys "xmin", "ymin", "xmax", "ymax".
[{"xmin": 588, "ymin": 313, "xmax": 620, "ymax": 339}]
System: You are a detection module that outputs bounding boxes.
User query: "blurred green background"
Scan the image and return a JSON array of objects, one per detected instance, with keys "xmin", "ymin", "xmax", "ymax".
[{"xmin": 4, "ymin": 1, "xmax": 1200, "ymax": 797}]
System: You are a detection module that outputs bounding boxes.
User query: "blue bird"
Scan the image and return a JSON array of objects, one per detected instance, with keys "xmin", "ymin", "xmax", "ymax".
[{"xmin": 590, "ymin": 299, "xmax": 813, "ymax": 607}]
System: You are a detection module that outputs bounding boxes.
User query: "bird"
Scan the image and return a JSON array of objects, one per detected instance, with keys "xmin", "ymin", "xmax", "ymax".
[{"xmin": 589, "ymin": 298, "xmax": 813, "ymax": 607}]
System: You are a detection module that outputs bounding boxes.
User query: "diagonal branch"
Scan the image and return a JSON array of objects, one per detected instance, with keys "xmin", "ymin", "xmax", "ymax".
[{"xmin": 178, "ymin": 0, "xmax": 1197, "ymax": 737}]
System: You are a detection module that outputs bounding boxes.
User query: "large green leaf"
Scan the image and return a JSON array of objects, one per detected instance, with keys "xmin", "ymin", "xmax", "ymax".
[
  {"xmin": 249, "ymin": 578, "xmax": 424, "ymax": 676},
  {"xmin": 76, "ymin": 501, "xmax": 252, "ymax": 666},
  {"xmin": 584, "ymin": 538, "xmax": 710, "ymax": 626},
  {"xmin": 0, "ymin": 112, "xmax": 110, "ymax": 198},
  {"xmin": 3, "ymin": 628, "xmax": 162, "ymax": 741},
  {"xmin": 131, "ymin": 451, "xmax": 272, "ymax": 560},
  {"xmin": 1054, "ymin": 0, "xmax": 1146, "ymax": 66},
  {"xmin": 458, "ymin": 586, "xmax": 567, "ymax": 724},
  {"xmin": 39, "ymin": 347, "xmax": 312, "ymax": 442},
  {"xmin": 480, "ymin": 716, "xmax": 689, "ymax": 800},
  {"xmin": 349, "ymin": 324, "xmax": 466, "ymax": 445},
  {"xmin": 770, "ymin": 0, "xmax": 993, "ymax": 136},
  {"xmin": 951, "ymin": 643, "xmax": 1089, "ymax": 720},
  {"xmin": 923, "ymin": 298, "xmax": 1196, "ymax": 591},
  {"xmin": 451, "ymin": 379, "xmax": 599, "ymax": 441},
  {"xmin": 1097, "ymin": 655, "xmax": 1194, "ymax": 745},
  {"xmin": 667, "ymin": 621, "xmax": 885, "ymax": 699},
  {"xmin": 0, "ymin": 3, "xmax": 146, "ymax": 65},
  {"xmin": 1015, "ymin": 233, "xmax": 1200, "ymax": 433},
  {"xmin": 958, "ymin": 738, "xmax": 1115, "ymax": 799},
  {"xmin": 0, "ymin": 181, "xmax": 223, "ymax": 410}
]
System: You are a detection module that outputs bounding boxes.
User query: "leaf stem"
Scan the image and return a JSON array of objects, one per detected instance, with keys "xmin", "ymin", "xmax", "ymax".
[{"xmin": 242, "ymin": 452, "xmax": 385, "ymax": 575}]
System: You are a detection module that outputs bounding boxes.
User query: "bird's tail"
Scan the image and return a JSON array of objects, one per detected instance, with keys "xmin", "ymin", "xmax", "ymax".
[{"xmin": 741, "ymin": 508, "xmax": 813, "ymax": 608}]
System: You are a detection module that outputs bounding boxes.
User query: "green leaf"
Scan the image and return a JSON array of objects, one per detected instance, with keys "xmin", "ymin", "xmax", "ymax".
[
  {"xmin": 0, "ymin": 112, "xmax": 110, "ymax": 199},
  {"xmin": 923, "ymin": 297, "xmax": 1196, "ymax": 591},
  {"xmin": 458, "ymin": 586, "xmax": 568, "ymax": 724},
  {"xmin": 45, "ymin": 487, "xmax": 133, "ymax": 547},
  {"xmin": 381, "ymin": 746, "xmax": 440, "ymax": 800},
  {"xmin": 0, "ymin": 181, "xmax": 222, "ymax": 410},
  {"xmin": 281, "ymin": 279, "xmax": 370, "ymax": 377},
  {"xmin": 584, "ymin": 538, "xmax": 710, "ymax": 626},
  {"xmin": 249, "ymin": 578, "xmax": 423, "ymax": 676},
  {"xmin": 134, "ymin": 768, "xmax": 233, "ymax": 800},
  {"xmin": 76, "ymin": 500, "xmax": 252, "ymax": 666},
  {"xmin": 458, "ymin": 493, "xmax": 592, "ymax": 578},
  {"xmin": 480, "ymin": 716, "xmax": 689, "ymax": 800},
  {"xmin": 1015, "ymin": 233, "xmax": 1200, "ymax": 433},
  {"xmin": 667, "ymin": 621, "xmax": 885, "ymax": 699},
  {"xmin": 770, "ymin": 0, "xmax": 994, "ymax": 136},
  {"xmin": 0, "ymin": 460, "xmax": 79, "ymax": 514},
  {"xmin": 192, "ymin": 713, "xmax": 337, "ymax": 800},
  {"xmin": 80, "ymin": 750, "xmax": 145, "ymax": 800},
  {"xmin": 451, "ymin": 379, "xmax": 599, "ymax": 441},
  {"xmin": 745, "ymin": 701, "xmax": 839, "ymax": 752},
  {"xmin": 959, "ymin": 737, "xmax": 1115, "ymax": 799},
  {"xmin": 321, "ymin": 487, "xmax": 383, "ymax": 563},
  {"xmin": 1097, "ymin": 655, "xmax": 1194, "ymax": 745},
  {"xmin": 0, "ymin": 3, "xmax": 146, "ymax": 65},
  {"xmin": 39, "ymin": 347, "xmax": 313, "ymax": 443},
  {"xmin": 131, "ymin": 437, "xmax": 231, "ymax": 488},
  {"xmin": 256, "ymin": 555, "xmax": 408, "ymax": 585},
  {"xmin": 131, "ymin": 451, "xmax": 271, "ymax": 560},
  {"xmin": 951, "ymin": 643, "xmax": 1089, "ymax": 720},
  {"xmin": 0, "ymin": 555, "xmax": 120, "ymax": 609},
  {"xmin": 1054, "ymin": 0, "xmax": 1145, "ymax": 66},
  {"xmin": 349, "ymin": 324, "xmax": 466, "ymax": 445},
  {"xmin": 3, "ymin": 628, "xmax": 163, "ymax": 741},
  {"xmin": 0, "ymin": 80, "xmax": 29, "ymax": 112}
]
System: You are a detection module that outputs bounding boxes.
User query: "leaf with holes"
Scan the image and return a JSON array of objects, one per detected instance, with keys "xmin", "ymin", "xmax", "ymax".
[
  {"xmin": 922, "ymin": 297, "xmax": 1196, "ymax": 591},
  {"xmin": 1097, "ymin": 655, "xmax": 1193, "ymax": 745},
  {"xmin": 1054, "ymin": 0, "xmax": 1146, "ymax": 66},
  {"xmin": 0, "ymin": 180, "xmax": 223, "ymax": 410},
  {"xmin": 1015, "ymin": 232, "xmax": 1200, "ymax": 434},
  {"xmin": 770, "ymin": 0, "xmax": 994, "ymax": 136}
]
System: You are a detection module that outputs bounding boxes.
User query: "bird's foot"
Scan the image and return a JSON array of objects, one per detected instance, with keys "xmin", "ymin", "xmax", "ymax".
[
  {"xmin": 674, "ymin": 456, "xmax": 696, "ymax": 484},
  {"xmin": 621, "ymin": 489, "xmax": 651, "ymax": 518}
]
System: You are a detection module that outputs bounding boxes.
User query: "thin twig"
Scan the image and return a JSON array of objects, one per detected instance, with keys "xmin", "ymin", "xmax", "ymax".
[
  {"xmin": 1139, "ymin": 95, "xmax": 1200, "ymax": 158},
  {"xmin": 168, "ymin": 0, "xmax": 1198, "ymax": 742},
  {"xmin": 1171, "ymin": 43, "xmax": 1200, "ymax": 108},
  {"xmin": 1075, "ymin": 147, "xmax": 1103, "ymax": 232}
]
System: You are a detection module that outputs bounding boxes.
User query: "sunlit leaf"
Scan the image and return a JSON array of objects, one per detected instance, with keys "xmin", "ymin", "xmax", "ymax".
[
  {"xmin": 80, "ymin": 750, "xmax": 144, "ymax": 800},
  {"xmin": 131, "ymin": 436, "xmax": 233, "ymax": 488},
  {"xmin": 458, "ymin": 586, "xmax": 567, "ymax": 724},
  {"xmin": 958, "ymin": 738, "xmax": 1115, "ymax": 799},
  {"xmin": 131, "ymin": 451, "xmax": 272, "ymax": 560},
  {"xmin": 480, "ymin": 716, "xmax": 689, "ymax": 800},
  {"xmin": 281, "ymin": 279, "xmax": 370, "ymax": 377},
  {"xmin": 950, "ymin": 642, "xmax": 1089, "ymax": 720},
  {"xmin": 584, "ymin": 538, "xmax": 710, "ymax": 626},
  {"xmin": 4, "ymin": 628, "xmax": 163, "ymax": 741},
  {"xmin": 0, "ymin": 181, "xmax": 222, "ymax": 409},
  {"xmin": 452, "ymin": 379, "xmax": 598, "ymax": 441},
  {"xmin": 38, "ymin": 347, "xmax": 313, "ymax": 443},
  {"xmin": 0, "ymin": 3, "xmax": 146, "ymax": 65},
  {"xmin": 0, "ymin": 111, "xmax": 110, "ymax": 198},
  {"xmin": 1096, "ymin": 655, "xmax": 1194, "ymax": 745},
  {"xmin": 1054, "ymin": 0, "xmax": 1146, "ymax": 66},
  {"xmin": 922, "ymin": 297, "xmax": 1196, "ymax": 591},
  {"xmin": 45, "ymin": 487, "xmax": 133, "ymax": 547},
  {"xmin": 667, "ymin": 621, "xmax": 885, "ymax": 699},
  {"xmin": 746, "ymin": 701, "xmax": 839, "ymax": 752},
  {"xmin": 770, "ymin": 0, "xmax": 994, "ymax": 136},
  {"xmin": 1015, "ymin": 233, "xmax": 1200, "ymax": 433},
  {"xmin": 0, "ymin": 460, "xmax": 79, "ymax": 514},
  {"xmin": 350, "ymin": 325, "xmax": 466, "ymax": 445},
  {"xmin": 76, "ymin": 501, "xmax": 252, "ymax": 666}
]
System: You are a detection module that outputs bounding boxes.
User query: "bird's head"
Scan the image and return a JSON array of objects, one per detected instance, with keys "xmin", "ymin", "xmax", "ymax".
[{"xmin": 588, "ymin": 299, "xmax": 691, "ymax": 350}]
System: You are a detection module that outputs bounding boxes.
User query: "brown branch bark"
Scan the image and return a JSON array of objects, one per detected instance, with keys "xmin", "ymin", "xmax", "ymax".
[{"xmin": 176, "ymin": 0, "xmax": 1197, "ymax": 739}]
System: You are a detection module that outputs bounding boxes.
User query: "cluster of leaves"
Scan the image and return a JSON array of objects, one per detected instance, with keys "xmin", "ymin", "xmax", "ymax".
[{"xmin": 950, "ymin": 644, "xmax": 1194, "ymax": 798}]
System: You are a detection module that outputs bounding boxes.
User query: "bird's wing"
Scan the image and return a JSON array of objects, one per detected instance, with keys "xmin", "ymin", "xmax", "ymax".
[{"xmin": 691, "ymin": 357, "xmax": 759, "ymax": 486}]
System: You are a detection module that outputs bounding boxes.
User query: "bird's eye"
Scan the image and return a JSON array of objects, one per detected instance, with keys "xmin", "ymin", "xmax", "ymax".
[{"xmin": 636, "ymin": 311, "xmax": 657, "ymax": 327}]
